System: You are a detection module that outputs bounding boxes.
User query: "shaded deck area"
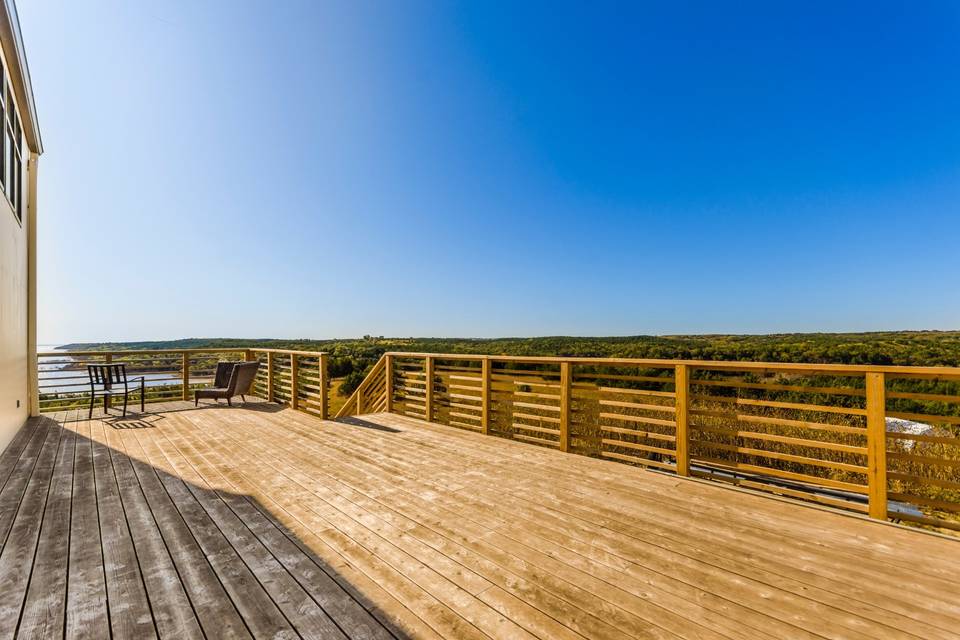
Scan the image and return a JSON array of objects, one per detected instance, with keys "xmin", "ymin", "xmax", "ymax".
[{"xmin": 0, "ymin": 401, "xmax": 958, "ymax": 639}]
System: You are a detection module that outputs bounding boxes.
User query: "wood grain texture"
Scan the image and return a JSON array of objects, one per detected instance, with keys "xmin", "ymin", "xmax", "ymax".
[
  {"xmin": 330, "ymin": 352, "xmax": 960, "ymax": 529},
  {"xmin": 2, "ymin": 401, "xmax": 958, "ymax": 639},
  {"xmin": 866, "ymin": 372, "xmax": 888, "ymax": 520}
]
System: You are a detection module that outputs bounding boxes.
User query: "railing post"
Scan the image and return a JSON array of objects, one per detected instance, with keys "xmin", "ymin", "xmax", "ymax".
[
  {"xmin": 290, "ymin": 354, "xmax": 299, "ymax": 410},
  {"xmin": 481, "ymin": 357, "xmax": 491, "ymax": 435},
  {"xmin": 674, "ymin": 364, "xmax": 690, "ymax": 476},
  {"xmin": 385, "ymin": 354, "xmax": 394, "ymax": 413},
  {"xmin": 319, "ymin": 353, "xmax": 329, "ymax": 420},
  {"xmin": 559, "ymin": 361, "xmax": 571, "ymax": 453},
  {"xmin": 244, "ymin": 349, "xmax": 254, "ymax": 362},
  {"xmin": 424, "ymin": 356, "xmax": 434, "ymax": 422},
  {"xmin": 267, "ymin": 352, "xmax": 276, "ymax": 402},
  {"xmin": 104, "ymin": 353, "xmax": 113, "ymax": 410},
  {"xmin": 181, "ymin": 352, "xmax": 190, "ymax": 401},
  {"xmin": 866, "ymin": 372, "xmax": 888, "ymax": 520}
]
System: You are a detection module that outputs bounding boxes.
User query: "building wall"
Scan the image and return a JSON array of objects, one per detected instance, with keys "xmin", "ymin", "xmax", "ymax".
[{"xmin": 0, "ymin": 59, "xmax": 29, "ymax": 454}]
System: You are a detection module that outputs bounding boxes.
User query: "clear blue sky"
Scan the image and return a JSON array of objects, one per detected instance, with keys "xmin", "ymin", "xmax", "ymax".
[{"xmin": 20, "ymin": 0, "xmax": 960, "ymax": 343}]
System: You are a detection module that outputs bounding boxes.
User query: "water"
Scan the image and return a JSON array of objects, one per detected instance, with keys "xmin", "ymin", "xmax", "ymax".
[{"xmin": 37, "ymin": 345, "xmax": 206, "ymax": 395}]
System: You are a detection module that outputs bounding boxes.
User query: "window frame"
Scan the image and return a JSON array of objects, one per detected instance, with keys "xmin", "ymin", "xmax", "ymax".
[{"xmin": 1, "ymin": 67, "xmax": 24, "ymax": 225}]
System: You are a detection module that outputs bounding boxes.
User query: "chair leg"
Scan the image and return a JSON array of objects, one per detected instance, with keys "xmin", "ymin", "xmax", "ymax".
[
  {"xmin": 241, "ymin": 395, "xmax": 246, "ymax": 403},
  {"xmin": 227, "ymin": 397, "xmax": 232, "ymax": 407},
  {"xmin": 89, "ymin": 393, "xmax": 94, "ymax": 420},
  {"xmin": 103, "ymin": 395, "xmax": 109, "ymax": 414},
  {"xmin": 123, "ymin": 392, "xmax": 128, "ymax": 417},
  {"xmin": 141, "ymin": 380, "xmax": 145, "ymax": 413}
]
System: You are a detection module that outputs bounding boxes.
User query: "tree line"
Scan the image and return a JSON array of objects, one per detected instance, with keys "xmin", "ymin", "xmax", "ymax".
[{"xmin": 61, "ymin": 330, "xmax": 960, "ymax": 397}]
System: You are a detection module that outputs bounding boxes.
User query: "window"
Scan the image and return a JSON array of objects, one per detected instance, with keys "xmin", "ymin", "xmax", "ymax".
[
  {"xmin": 1, "ymin": 70, "xmax": 23, "ymax": 223},
  {"xmin": 0, "ymin": 63, "xmax": 5, "ymax": 211}
]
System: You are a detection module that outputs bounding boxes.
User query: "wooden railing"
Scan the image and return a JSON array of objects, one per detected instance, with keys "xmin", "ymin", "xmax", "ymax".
[
  {"xmin": 37, "ymin": 347, "xmax": 329, "ymax": 419},
  {"xmin": 338, "ymin": 352, "xmax": 960, "ymax": 532},
  {"xmin": 336, "ymin": 355, "xmax": 388, "ymax": 417}
]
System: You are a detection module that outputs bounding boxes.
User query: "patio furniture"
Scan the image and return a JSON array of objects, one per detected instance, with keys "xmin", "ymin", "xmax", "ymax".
[
  {"xmin": 213, "ymin": 360, "xmax": 243, "ymax": 388},
  {"xmin": 87, "ymin": 363, "xmax": 145, "ymax": 419},
  {"xmin": 195, "ymin": 361, "xmax": 260, "ymax": 406}
]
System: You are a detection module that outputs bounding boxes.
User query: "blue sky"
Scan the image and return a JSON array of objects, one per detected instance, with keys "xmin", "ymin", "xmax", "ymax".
[{"xmin": 19, "ymin": 0, "xmax": 960, "ymax": 343}]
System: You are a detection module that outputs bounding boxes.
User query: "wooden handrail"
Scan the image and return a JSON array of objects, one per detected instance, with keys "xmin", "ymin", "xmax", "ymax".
[
  {"xmin": 350, "ymin": 351, "xmax": 960, "ymax": 532},
  {"xmin": 382, "ymin": 351, "xmax": 960, "ymax": 376},
  {"xmin": 334, "ymin": 355, "xmax": 386, "ymax": 419},
  {"xmin": 37, "ymin": 346, "xmax": 329, "ymax": 421},
  {"xmin": 35, "ymin": 347, "xmax": 960, "ymax": 532},
  {"xmin": 37, "ymin": 347, "xmax": 329, "ymax": 357}
]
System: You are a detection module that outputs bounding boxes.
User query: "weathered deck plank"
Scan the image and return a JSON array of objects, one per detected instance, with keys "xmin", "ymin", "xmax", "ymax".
[
  {"xmin": 225, "ymin": 410, "xmax": 886, "ymax": 639},
  {"xmin": 89, "ymin": 419, "xmax": 158, "ymax": 638},
  {"xmin": 65, "ymin": 420, "xmax": 110, "ymax": 639},
  {"xmin": 134, "ymin": 427, "xmax": 298, "ymax": 639},
  {"xmin": 120, "ymin": 427, "xmax": 252, "ymax": 639},
  {"xmin": 0, "ymin": 401, "xmax": 958, "ymax": 639},
  {"xmin": 243, "ymin": 408, "xmax": 956, "ymax": 638},
  {"xmin": 17, "ymin": 424, "xmax": 75, "ymax": 638},
  {"xmin": 0, "ymin": 418, "xmax": 62, "ymax": 638},
  {"xmin": 100, "ymin": 422, "xmax": 203, "ymax": 639},
  {"xmin": 150, "ymin": 426, "xmax": 350, "ymax": 639}
]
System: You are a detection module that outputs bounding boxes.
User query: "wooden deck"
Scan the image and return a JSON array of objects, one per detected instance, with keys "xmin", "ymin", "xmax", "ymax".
[{"xmin": 0, "ymin": 402, "xmax": 958, "ymax": 639}]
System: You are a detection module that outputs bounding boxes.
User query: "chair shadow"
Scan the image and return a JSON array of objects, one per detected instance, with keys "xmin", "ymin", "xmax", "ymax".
[{"xmin": 104, "ymin": 413, "xmax": 164, "ymax": 430}]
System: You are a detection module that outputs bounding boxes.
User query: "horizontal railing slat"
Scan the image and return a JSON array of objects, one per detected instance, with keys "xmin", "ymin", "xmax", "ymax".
[{"xmin": 356, "ymin": 351, "xmax": 960, "ymax": 533}]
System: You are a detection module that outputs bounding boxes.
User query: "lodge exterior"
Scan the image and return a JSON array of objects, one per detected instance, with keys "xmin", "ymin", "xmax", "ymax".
[
  {"xmin": 1, "ymin": 2, "xmax": 959, "ymax": 638},
  {"xmin": 0, "ymin": 0, "xmax": 41, "ymax": 454}
]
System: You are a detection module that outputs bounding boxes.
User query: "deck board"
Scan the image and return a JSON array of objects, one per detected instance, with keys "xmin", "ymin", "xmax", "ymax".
[
  {"xmin": 101, "ymin": 422, "xmax": 203, "ymax": 639},
  {"xmin": 65, "ymin": 421, "xmax": 110, "ymax": 639},
  {"xmin": 120, "ymin": 426, "xmax": 251, "ymax": 639},
  {"xmin": 0, "ymin": 400, "xmax": 958, "ymax": 639}
]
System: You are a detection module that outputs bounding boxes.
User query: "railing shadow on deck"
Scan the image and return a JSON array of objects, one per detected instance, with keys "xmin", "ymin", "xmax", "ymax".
[
  {"xmin": 336, "ymin": 351, "xmax": 960, "ymax": 535},
  {"xmin": 335, "ymin": 416, "xmax": 403, "ymax": 434},
  {"xmin": 0, "ymin": 415, "xmax": 408, "ymax": 639}
]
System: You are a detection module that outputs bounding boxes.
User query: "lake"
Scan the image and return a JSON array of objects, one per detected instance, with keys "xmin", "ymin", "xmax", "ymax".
[{"xmin": 37, "ymin": 345, "xmax": 209, "ymax": 395}]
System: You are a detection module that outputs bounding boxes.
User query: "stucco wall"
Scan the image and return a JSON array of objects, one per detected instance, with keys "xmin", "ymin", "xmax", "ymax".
[{"xmin": 0, "ymin": 183, "xmax": 27, "ymax": 454}]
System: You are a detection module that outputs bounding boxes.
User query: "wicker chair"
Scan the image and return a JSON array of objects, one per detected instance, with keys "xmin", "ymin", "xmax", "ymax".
[
  {"xmin": 194, "ymin": 361, "xmax": 260, "ymax": 406},
  {"xmin": 212, "ymin": 361, "xmax": 242, "ymax": 388}
]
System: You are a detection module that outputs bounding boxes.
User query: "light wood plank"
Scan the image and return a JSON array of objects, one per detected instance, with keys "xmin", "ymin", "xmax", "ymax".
[
  {"xmin": 7, "ymin": 400, "xmax": 960, "ymax": 640},
  {"xmin": 89, "ymin": 419, "xmax": 158, "ymax": 638}
]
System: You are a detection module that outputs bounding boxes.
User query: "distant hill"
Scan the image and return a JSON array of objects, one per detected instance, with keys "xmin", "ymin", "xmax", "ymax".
[{"xmin": 60, "ymin": 331, "xmax": 960, "ymax": 367}]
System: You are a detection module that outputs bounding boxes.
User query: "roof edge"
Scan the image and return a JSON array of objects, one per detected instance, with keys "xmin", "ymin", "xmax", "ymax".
[{"xmin": 0, "ymin": 0, "xmax": 41, "ymax": 155}]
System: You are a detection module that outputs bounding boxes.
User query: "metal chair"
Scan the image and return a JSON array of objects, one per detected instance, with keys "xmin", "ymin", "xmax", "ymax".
[{"xmin": 87, "ymin": 364, "xmax": 145, "ymax": 419}]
